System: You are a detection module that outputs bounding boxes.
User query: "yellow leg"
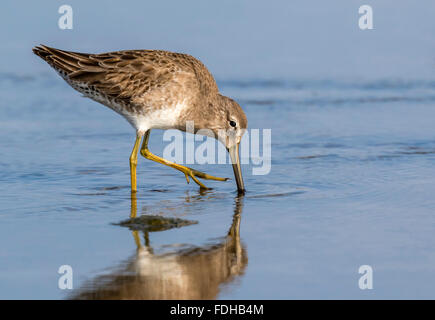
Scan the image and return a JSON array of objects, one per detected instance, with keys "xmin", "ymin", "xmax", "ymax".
[
  {"xmin": 139, "ymin": 130, "xmax": 228, "ymax": 189},
  {"xmin": 129, "ymin": 133, "xmax": 143, "ymax": 193}
]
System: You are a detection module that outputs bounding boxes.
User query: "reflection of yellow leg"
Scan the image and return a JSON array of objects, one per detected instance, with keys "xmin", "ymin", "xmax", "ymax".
[
  {"xmin": 139, "ymin": 130, "xmax": 228, "ymax": 189},
  {"xmin": 129, "ymin": 194, "xmax": 143, "ymax": 249},
  {"xmin": 129, "ymin": 133, "xmax": 143, "ymax": 193},
  {"xmin": 132, "ymin": 231, "xmax": 141, "ymax": 248},
  {"xmin": 130, "ymin": 192, "xmax": 137, "ymax": 219}
]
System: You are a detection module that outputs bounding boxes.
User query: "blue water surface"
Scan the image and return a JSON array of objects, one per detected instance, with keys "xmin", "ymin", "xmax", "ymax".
[{"xmin": 1, "ymin": 0, "xmax": 435, "ymax": 299}]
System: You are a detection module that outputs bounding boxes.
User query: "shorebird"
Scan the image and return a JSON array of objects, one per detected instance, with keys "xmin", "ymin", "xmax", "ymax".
[{"xmin": 33, "ymin": 45, "xmax": 247, "ymax": 194}]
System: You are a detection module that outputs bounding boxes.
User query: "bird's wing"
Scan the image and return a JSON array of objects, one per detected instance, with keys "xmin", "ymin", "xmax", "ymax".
[{"xmin": 33, "ymin": 45, "xmax": 218, "ymax": 102}]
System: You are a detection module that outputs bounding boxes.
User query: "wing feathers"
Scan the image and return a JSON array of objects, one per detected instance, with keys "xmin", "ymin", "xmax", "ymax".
[{"xmin": 32, "ymin": 45, "xmax": 219, "ymax": 102}]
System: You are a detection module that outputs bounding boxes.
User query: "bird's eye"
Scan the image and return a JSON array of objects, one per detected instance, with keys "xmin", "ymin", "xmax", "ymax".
[{"xmin": 229, "ymin": 120, "xmax": 237, "ymax": 127}]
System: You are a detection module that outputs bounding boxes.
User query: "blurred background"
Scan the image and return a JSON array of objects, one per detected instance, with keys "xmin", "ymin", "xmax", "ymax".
[
  {"xmin": 1, "ymin": 0, "xmax": 435, "ymax": 299},
  {"xmin": 2, "ymin": 0, "xmax": 435, "ymax": 79}
]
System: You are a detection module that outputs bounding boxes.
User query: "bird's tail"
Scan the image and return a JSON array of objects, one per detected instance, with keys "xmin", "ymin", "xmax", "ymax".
[
  {"xmin": 32, "ymin": 44, "xmax": 92, "ymax": 76},
  {"xmin": 32, "ymin": 45, "xmax": 52, "ymax": 61}
]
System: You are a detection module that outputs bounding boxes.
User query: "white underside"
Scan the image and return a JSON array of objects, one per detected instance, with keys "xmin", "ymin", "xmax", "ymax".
[
  {"xmin": 122, "ymin": 100, "xmax": 187, "ymax": 133},
  {"xmin": 59, "ymin": 70, "xmax": 187, "ymax": 134},
  {"xmin": 70, "ymin": 79, "xmax": 187, "ymax": 134}
]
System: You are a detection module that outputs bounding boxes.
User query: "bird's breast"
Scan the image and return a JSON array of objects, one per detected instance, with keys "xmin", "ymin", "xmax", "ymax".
[{"xmin": 124, "ymin": 99, "xmax": 189, "ymax": 133}]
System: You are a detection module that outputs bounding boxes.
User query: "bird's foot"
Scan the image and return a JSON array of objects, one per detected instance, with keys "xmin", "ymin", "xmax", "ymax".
[
  {"xmin": 179, "ymin": 167, "xmax": 229, "ymax": 189},
  {"xmin": 140, "ymin": 146, "xmax": 228, "ymax": 189}
]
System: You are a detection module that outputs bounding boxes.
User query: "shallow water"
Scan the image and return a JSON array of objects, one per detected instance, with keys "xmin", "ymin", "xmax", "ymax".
[
  {"xmin": 1, "ymin": 72, "xmax": 435, "ymax": 299},
  {"xmin": 2, "ymin": 0, "xmax": 435, "ymax": 299}
]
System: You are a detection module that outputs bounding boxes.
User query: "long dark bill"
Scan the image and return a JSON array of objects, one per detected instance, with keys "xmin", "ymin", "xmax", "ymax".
[{"xmin": 228, "ymin": 143, "xmax": 245, "ymax": 194}]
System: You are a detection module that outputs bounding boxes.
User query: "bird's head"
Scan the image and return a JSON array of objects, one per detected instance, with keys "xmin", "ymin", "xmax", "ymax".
[
  {"xmin": 181, "ymin": 94, "xmax": 247, "ymax": 194},
  {"xmin": 215, "ymin": 95, "xmax": 247, "ymax": 194}
]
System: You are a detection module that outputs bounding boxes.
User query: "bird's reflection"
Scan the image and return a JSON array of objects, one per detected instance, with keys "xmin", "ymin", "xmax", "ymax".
[{"xmin": 70, "ymin": 192, "xmax": 247, "ymax": 300}]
